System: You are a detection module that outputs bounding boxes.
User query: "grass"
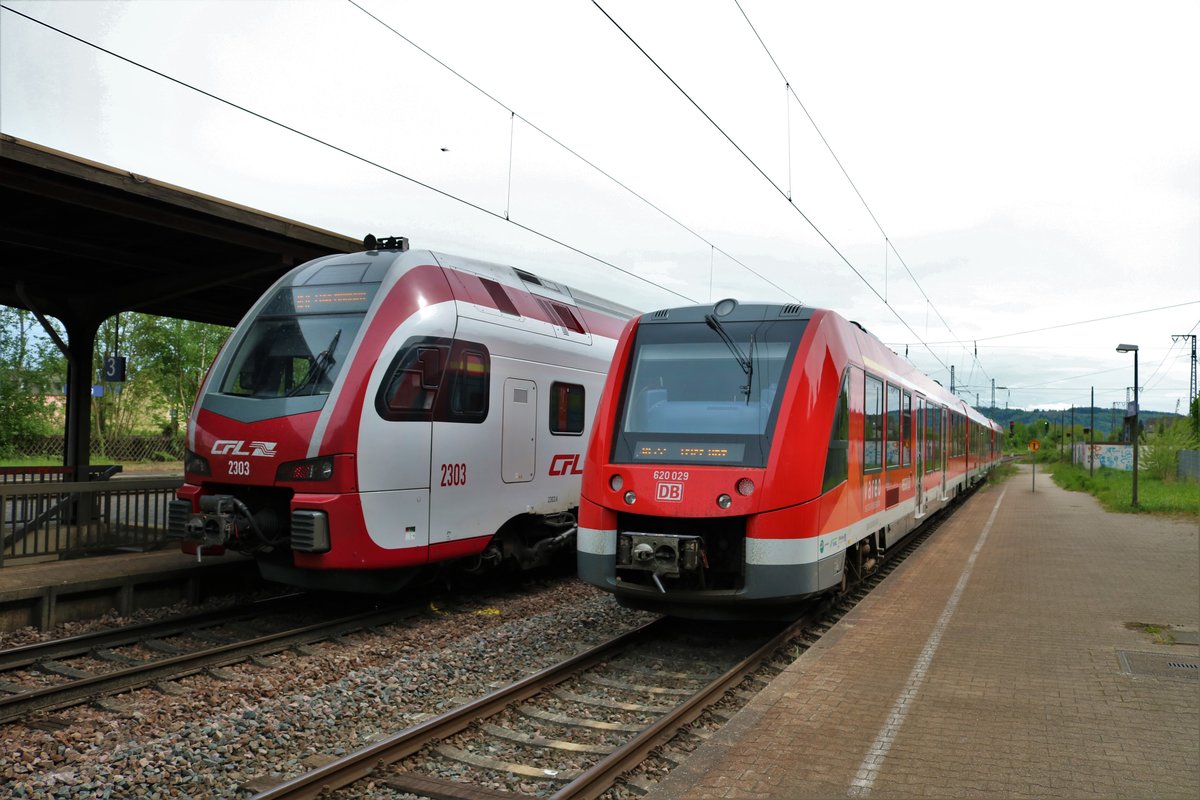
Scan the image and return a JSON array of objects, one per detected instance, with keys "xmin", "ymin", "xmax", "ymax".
[
  {"xmin": 1125, "ymin": 621, "xmax": 1179, "ymax": 645},
  {"xmin": 1046, "ymin": 462, "xmax": 1200, "ymax": 516},
  {"xmin": 989, "ymin": 462, "xmax": 1019, "ymax": 483},
  {"xmin": 0, "ymin": 457, "xmax": 183, "ymax": 474},
  {"xmin": 0, "ymin": 456, "xmax": 63, "ymax": 468}
]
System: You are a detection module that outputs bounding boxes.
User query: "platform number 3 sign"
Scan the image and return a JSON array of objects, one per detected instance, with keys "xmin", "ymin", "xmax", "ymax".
[{"xmin": 103, "ymin": 355, "xmax": 127, "ymax": 382}]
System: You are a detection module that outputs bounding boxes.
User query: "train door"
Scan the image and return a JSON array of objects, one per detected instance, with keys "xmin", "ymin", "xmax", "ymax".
[
  {"xmin": 502, "ymin": 378, "xmax": 537, "ymax": 483},
  {"xmin": 915, "ymin": 395, "xmax": 926, "ymax": 517}
]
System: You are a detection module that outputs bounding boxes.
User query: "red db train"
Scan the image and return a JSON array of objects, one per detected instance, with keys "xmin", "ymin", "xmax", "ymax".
[
  {"xmin": 169, "ymin": 236, "xmax": 633, "ymax": 592},
  {"xmin": 577, "ymin": 299, "xmax": 1002, "ymax": 618}
]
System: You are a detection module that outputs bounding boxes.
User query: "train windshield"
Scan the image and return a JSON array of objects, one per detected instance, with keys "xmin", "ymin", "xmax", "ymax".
[
  {"xmin": 613, "ymin": 318, "xmax": 805, "ymax": 467},
  {"xmin": 218, "ymin": 283, "xmax": 377, "ymax": 398}
]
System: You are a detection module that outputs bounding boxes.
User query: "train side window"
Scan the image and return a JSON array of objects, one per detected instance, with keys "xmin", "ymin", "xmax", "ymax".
[
  {"xmin": 550, "ymin": 382, "xmax": 585, "ymax": 435},
  {"xmin": 863, "ymin": 375, "xmax": 883, "ymax": 472},
  {"xmin": 480, "ymin": 278, "xmax": 520, "ymax": 316},
  {"xmin": 885, "ymin": 383, "xmax": 902, "ymax": 468},
  {"xmin": 901, "ymin": 391, "xmax": 912, "ymax": 467},
  {"xmin": 925, "ymin": 402, "xmax": 941, "ymax": 473},
  {"xmin": 444, "ymin": 347, "xmax": 489, "ymax": 423},
  {"xmin": 539, "ymin": 298, "xmax": 587, "ymax": 334},
  {"xmin": 822, "ymin": 372, "xmax": 850, "ymax": 492}
]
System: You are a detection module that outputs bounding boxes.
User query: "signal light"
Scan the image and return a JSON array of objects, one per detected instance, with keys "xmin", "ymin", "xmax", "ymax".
[{"xmin": 735, "ymin": 478, "xmax": 755, "ymax": 496}]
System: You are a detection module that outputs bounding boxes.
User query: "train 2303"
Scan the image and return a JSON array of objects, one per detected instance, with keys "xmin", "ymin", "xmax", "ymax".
[
  {"xmin": 169, "ymin": 236, "xmax": 634, "ymax": 592},
  {"xmin": 577, "ymin": 298, "xmax": 1002, "ymax": 619}
]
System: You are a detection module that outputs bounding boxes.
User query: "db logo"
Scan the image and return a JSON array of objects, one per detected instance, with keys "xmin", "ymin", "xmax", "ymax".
[
  {"xmin": 548, "ymin": 453, "xmax": 584, "ymax": 476},
  {"xmin": 656, "ymin": 482, "xmax": 684, "ymax": 502}
]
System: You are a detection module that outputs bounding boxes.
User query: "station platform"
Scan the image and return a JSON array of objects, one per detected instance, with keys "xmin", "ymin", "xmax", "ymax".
[
  {"xmin": 648, "ymin": 466, "xmax": 1200, "ymax": 799},
  {"xmin": 0, "ymin": 548, "xmax": 259, "ymax": 633}
]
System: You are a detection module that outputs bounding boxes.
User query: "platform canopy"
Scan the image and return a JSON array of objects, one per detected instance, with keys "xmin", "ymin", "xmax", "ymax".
[{"xmin": 0, "ymin": 134, "xmax": 362, "ymax": 475}]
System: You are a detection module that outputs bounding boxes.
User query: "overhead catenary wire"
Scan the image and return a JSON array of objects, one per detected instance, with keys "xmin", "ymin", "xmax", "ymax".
[
  {"xmin": 344, "ymin": 0, "xmax": 800, "ymax": 305},
  {"xmin": 591, "ymin": 0, "xmax": 955, "ymax": 377},
  {"xmin": 731, "ymin": 1, "xmax": 975, "ymax": 368},
  {"xmin": 887, "ymin": 301, "xmax": 1199, "ymax": 348}
]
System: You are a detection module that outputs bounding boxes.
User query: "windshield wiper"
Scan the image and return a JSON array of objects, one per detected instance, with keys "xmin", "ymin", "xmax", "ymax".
[
  {"xmin": 288, "ymin": 328, "xmax": 341, "ymax": 396},
  {"xmin": 704, "ymin": 314, "xmax": 753, "ymax": 398}
]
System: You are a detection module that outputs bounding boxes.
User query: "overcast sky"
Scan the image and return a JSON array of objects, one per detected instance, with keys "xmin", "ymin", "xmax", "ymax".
[{"xmin": 2, "ymin": 0, "xmax": 1197, "ymax": 414}]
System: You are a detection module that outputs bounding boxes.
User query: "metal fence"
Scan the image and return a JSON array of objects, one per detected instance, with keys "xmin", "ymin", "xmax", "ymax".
[
  {"xmin": 1, "ymin": 474, "xmax": 183, "ymax": 566},
  {"xmin": 3, "ymin": 434, "xmax": 185, "ymax": 463},
  {"xmin": 1181, "ymin": 450, "xmax": 1200, "ymax": 481}
]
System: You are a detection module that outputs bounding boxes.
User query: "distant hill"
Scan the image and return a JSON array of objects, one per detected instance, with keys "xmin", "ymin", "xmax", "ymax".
[{"xmin": 972, "ymin": 406, "xmax": 1184, "ymax": 438}]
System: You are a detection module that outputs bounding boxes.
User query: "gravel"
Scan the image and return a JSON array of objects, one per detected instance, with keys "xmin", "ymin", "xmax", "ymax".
[{"xmin": 0, "ymin": 578, "xmax": 654, "ymax": 798}]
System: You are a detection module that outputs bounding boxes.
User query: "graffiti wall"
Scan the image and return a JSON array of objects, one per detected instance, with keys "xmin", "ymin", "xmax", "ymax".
[{"xmin": 1072, "ymin": 443, "xmax": 1135, "ymax": 471}]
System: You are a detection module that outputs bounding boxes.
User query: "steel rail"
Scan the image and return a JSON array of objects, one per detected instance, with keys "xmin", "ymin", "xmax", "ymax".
[
  {"xmin": 0, "ymin": 592, "xmax": 307, "ymax": 671},
  {"xmin": 550, "ymin": 606, "xmax": 823, "ymax": 799},
  {"xmin": 251, "ymin": 617, "xmax": 666, "ymax": 800},
  {"xmin": 0, "ymin": 602, "xmax": 422, "ymax": 724}
]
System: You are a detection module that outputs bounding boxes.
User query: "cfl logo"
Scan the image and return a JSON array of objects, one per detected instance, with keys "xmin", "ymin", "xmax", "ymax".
[
  {"xmin": 211, "ymin": 440, "xmax": 278, "ymax": 457},
  {"xmin": 548, "ymin": 453, "xmax": 584, "ymax": 476},
  {"xmin": 656, "ymin": 482, "xmax": 684, "ymax": 502}
]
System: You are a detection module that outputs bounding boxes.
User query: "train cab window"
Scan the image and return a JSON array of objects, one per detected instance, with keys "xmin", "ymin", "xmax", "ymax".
[
  {"xmin": 885, "ymin": 383, "xmax": 902, "ymax": 469},
  {"xmin": 611, "ymin": 316, "xmax": 805, "ymax": 467},
  {"xmin": 378, "ymin": 340, "xmax": 448, "ymax": 419},
  {"xmin": 822, "ymin": 372, "xmax": 851, "ymax": 492},
  {"xmin": 902, "ymin": 391, "xmax": 912, "ymax": 467},
  {"xmin": 550, "ymin": 382, "xmax": 586, "ymax": 435},
  {"xmin": 864, "ymin": 375, "xmax": 883, "ymax": 472}
]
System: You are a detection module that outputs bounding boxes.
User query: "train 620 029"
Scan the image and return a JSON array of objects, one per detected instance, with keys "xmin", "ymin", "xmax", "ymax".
[
  {"xmin": 577, "ymin": 298, "xmax": 1002, "ymax": 618},
  {"xmin": 168, "ymin": 236, "xmax": 633, "ymax": 592}
]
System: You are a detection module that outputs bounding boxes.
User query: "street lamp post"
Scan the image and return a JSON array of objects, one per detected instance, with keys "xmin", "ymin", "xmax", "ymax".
[{"xmin": 1116, "ymin": 344, "xmax": 1139, "ymax": 508}]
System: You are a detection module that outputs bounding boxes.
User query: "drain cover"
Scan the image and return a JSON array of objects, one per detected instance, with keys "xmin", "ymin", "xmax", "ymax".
[{"xmin": 1118, "ymin": 650, "xmax": 1200, "ymax": 679}]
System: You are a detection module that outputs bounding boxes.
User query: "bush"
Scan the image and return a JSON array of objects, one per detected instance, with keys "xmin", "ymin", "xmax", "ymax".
[{"xmin": 1142, "ymin": 420, "xmax": 1199, "ymax": 481}]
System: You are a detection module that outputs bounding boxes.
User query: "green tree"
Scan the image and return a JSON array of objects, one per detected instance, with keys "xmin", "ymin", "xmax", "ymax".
[
  {"xmin": 0, "ymin": 306, "xmax": 65, "ymax": 454},
  {"xmin": 89, "ymin": 313, "xmax": 231, "ymax": 449},
  {"xmin": 123, "ymin": 314, "xmax": 230, "ymax": 436}
]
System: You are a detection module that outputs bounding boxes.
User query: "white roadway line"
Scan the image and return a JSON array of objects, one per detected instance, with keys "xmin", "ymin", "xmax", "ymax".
[{"xmin": 847, "ymin": 488, "xmax": 1007, "ymax": 798}]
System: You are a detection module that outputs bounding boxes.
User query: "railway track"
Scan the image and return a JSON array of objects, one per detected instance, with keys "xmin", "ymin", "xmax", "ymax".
[
  {"xmin": 0, "ymin": 592, "xmax": 424, "ymax": 726},
  {"xmin": 248, "ymin": 494, "xmax": 959, "ymax": 800},
  {"xmin": 248, "ymin": 612, "xmax": 813, "ymax": 800}
]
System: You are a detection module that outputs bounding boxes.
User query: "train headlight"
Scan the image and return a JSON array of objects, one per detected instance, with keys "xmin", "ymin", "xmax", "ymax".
[
  {"xmin": 609, "ymin": 474, "xmax": 624, "ymax": 492},
  {"xmin": 736, "ymin": 477, "xmax": 755, "ymax": 496},
  {"xmin": 184, "ymin": 449, "xmax": 211, "ymax": 476},
  {"xmin": 277, "ymin": 456, "xmax": 335, "ymax": 482},
  {"xmin": 716, "ymin": 493, "xmax": 732, "ymax": 509},
  {"xmin": 623, "ymin": 490, "xmax": 637, "ymax": 505}
]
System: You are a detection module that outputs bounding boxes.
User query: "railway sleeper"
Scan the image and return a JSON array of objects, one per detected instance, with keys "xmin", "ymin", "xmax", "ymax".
[
  {"xmin": 435, "ymin": 743, "xmax": 581, "ymax": 782},
  {"xmin": 480, "ymin": 722, "xmax": 614, "ymax": 755},
  {"xmin": 551, "ymin": 687, "xmax": 674, "ymax": 713}
]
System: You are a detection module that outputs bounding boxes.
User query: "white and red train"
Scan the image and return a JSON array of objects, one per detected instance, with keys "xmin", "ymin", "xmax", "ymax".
[
  {"xmin": 577, "ymin": 298, "xmax": 1002, "ymax": 618},
  {"xmin": 169, "ymin": 236, "xmax": 633, "ymax": 591}
]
